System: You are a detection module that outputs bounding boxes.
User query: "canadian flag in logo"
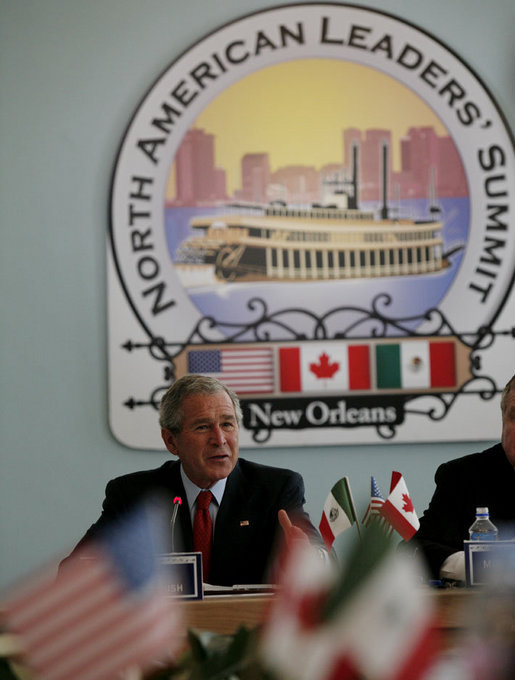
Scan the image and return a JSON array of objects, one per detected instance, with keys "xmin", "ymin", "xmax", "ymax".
[
  {"xmin": 279, "ymin": 343, "xmax": 371, "ymax": 393},
  {"xmin": 310, "ymin": 352, "xmax": 340, "ymax": 380}
]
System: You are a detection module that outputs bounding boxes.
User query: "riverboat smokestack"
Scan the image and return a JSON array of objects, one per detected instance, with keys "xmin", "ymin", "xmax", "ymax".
[
  {"xmin": 381, "ymin": 143, "xmax": 389, "ymax": 220},
  {"xmin": 349, "ymin": 143, "xmax": 358, "ymax": 210}
]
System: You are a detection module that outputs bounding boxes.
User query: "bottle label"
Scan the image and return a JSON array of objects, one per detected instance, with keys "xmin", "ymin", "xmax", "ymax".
[{"xmin": 469, "ymin": 531, "xmax": 497, "ymax": 541}]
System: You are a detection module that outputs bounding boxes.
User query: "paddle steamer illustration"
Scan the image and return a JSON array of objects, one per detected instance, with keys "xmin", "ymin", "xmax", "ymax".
[{"xmin": 175, "ymin": 146, "xmax": 448, "ymax": 283}]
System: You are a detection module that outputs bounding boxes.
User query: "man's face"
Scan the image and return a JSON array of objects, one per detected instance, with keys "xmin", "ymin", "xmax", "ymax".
[
  {"xmin": 502, "ymin": 388, "xmax": 515, "ymax": 466},
  {"xmin": 161, "ymin": 390, "xmax": 239, "ymax": 488}
]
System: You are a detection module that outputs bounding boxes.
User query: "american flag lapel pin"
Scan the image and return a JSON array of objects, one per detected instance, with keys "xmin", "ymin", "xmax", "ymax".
[{"xmin": 240, "ymin": 520, "xmax": 250, "ymax": 526}]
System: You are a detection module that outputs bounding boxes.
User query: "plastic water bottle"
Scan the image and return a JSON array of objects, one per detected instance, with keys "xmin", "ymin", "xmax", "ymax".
[{"xmin": 468, "ymin": 507, "xmax": 498, "ymax": 541}]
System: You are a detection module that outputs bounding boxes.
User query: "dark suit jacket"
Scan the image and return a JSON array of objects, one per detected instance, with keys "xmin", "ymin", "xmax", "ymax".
[
  {"xmin": 413, "ymin": 443, "xmax": 515, "ymax": 578},
  {"xmin": 60, "ymin": 458, "xmax": 323, "ymax": 586}
]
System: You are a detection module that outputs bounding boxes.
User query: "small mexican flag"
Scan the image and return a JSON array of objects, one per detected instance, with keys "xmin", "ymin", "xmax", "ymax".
[{"xmin": 319, "ymin": 477, "xmax": 359, "ymax": 550}]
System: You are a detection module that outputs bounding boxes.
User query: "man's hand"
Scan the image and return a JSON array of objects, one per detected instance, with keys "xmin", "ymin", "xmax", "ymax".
[
  {"xmin": 278, "ymin": 509, "xmax": 309, "ymax": 546},
  {"xmin": 273, "ymin": 510, "xmax": 327, "ymax": 583}
]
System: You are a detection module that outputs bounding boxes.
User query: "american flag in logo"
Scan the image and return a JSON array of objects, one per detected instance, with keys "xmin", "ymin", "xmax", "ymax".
[
  {"xmin": 187, "ymin": 346, "xmax": 275, "ymax": 394},
  {"xmin": 0, "ymin": 503, "xmax": 183, "ymax": 680}
]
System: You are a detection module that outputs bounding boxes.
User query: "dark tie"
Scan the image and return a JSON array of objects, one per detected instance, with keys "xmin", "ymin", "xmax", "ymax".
[{"xmin": 193, "ymin": 490, "xmax": 213, "ymax": 582}]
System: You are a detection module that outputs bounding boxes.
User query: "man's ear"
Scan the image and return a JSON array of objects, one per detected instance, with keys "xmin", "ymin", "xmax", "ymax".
[{"xmin": 161, "ymin": 428, "xmax": 179, "ymax": 456}]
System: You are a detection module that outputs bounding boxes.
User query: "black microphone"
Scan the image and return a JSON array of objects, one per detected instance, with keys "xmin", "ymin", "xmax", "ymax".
[{"xmin": 170, "ymin": 496, "xmax": 182, "ymax": 552}]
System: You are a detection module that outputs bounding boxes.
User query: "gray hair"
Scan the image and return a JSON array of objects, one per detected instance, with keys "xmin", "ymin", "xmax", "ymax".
[
  {"xmin": 159, "ymin": 374, "xmax": 242, "ymax": 432},
  {"xmin": 501, "ymin": 373, "xmax": 515, "ymax": 414}
]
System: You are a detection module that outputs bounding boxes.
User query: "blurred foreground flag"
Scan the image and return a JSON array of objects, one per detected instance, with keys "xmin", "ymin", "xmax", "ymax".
[
  {"xmin": 327, "ymin": 549, "xmax": 440, "ymax": 680},
  {"xmin": 261, "ymin": 528, "xmax": 440, "ymax": 680},
  {"xmin": 0, "ymin": 502, "xmax": 183, "ymax": 680},
  {"xmin": 260, "ymin": 541, "xmax": 338, "ymax": 680},
  {"xmin": 319, "ymin": 477, "xmax": 359, "ymax": 550},
  {"xmin": 380, "ymin": 471, "xmax": 419, "ymax": 540}
]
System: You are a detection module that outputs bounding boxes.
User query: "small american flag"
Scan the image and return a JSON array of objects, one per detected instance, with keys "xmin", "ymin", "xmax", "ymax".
[
  {"xmin": 0, "ymin": 503, "xmax": 183, "ymax": 680},
  {"xmin": 187, "ymin": 346, "xmax": 275, "ymax": 394},
  {"xmin": 362, "ymin": 476, "xmax": 387, "ymax": 528}
]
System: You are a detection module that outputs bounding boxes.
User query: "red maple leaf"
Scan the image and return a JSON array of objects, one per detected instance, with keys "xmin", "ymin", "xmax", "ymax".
[
  {"xmin": 310, "ymin": 352, "xmax": 340, "ymax": 379},
  {"xmin": 402, "ymin": 493, "xmax": 414, "ymax": 513}
]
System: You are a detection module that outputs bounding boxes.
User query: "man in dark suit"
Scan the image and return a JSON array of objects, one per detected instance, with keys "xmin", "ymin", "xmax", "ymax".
[
  {"xmin": 413, "ymin": 373, "xmax": 515, "ymax": 581},
  {"xmin": 61, "ymin": 375, "xmax": 324, "ymax": 586}
]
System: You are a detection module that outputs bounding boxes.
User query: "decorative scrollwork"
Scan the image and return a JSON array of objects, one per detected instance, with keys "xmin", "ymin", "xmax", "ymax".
[
  {"xmin": 122, "ymin": 295, "xmax": 512, "ymax": 363},
  {"xmin": 403, "ymin": 375, "xmax": 499, "ymax": 421},
  {"xmin": 124, "ymin": 385, "xmax": 167, "ymax": 412},
  {"xmin": 250, "ymin": 427, "xmax": 274, "ymax": 444},
  {"xmin": 375, "ymin": 423, "xmax": 398, "ymax": 440},
  {"xmin": 403, "ymin": 393, "xmax": 454, "ymax": 421}
]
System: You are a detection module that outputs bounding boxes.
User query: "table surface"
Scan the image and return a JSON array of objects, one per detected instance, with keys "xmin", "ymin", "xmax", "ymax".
[{"xmin": 182, "ymin": 587, "xmax": 476, "ymax": 636}]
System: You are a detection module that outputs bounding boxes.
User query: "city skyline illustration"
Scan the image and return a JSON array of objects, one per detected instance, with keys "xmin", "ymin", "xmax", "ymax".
[
  {"xmin": 165, "ymin": 60, "xmax": 467, "ymax": 206},
  {"xmin": 169, "ymin": 122, "xmax": 468, "ymax": 207}
]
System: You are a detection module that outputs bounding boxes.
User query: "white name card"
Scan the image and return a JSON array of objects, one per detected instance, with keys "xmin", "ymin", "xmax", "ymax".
[
  {"xmin": 160, "ymin": 552, "xmax": 203, "ymax": 600},
  {"xmin": 464, "ymin": 540, "xmax": 515, "ymax": 586}
]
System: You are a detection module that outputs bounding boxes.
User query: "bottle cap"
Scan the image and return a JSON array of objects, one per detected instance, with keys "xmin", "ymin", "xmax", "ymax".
[{"xmin": 476, "ymin": 506, "xmax": 489, "ymax": 514}]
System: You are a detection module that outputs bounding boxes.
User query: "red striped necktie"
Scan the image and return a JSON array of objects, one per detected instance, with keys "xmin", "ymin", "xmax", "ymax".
[{"xmin": 193, "ymin": 490, "xmax": 213, "ymax": 582}]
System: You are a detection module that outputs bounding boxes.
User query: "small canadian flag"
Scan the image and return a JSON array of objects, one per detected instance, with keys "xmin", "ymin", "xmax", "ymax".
[
  {"xmin": 380, "ymin": 471, "xmax": 420, "ymax": 541},
  {"xmin": 279, "ymin": 343, "xmax": 371, "ymax": 393}
]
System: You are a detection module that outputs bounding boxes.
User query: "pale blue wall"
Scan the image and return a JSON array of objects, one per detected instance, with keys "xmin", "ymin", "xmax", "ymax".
[{"xmin": 1, "ymin": 0, "xmax": 513, "ymax": 589}]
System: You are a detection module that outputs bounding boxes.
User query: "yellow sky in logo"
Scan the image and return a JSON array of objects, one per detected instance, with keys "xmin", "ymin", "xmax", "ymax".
[{"xmin": 166, "ymin": 59, "xmax": 448, "ymax": 198}]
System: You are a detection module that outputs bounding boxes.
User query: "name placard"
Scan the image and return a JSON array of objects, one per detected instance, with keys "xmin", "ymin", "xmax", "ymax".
[
  {"xmin": 464, "ymin": 540, "xmax": 515, "ymax": 586},
  {"xmin": 160, "ymin": 552, "xmax": 203, "ymax": 600}
]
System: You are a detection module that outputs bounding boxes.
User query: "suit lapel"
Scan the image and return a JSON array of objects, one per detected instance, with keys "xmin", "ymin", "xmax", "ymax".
[
  {"xmin": 211, "ymin": 463, "xmax": 258, "ymax": 567},
  {"xmin": 215, "ymin": 462, "xmax": 247, "ymax": 528}
]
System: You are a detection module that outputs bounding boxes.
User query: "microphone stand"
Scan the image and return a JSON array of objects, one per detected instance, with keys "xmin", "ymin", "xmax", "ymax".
[{"xmin": 170, "ymin": 496, "xmax": 182, "ymax": 553}]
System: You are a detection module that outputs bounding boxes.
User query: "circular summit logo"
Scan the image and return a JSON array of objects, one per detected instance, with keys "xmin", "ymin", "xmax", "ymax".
[{"xmin": 109, "ymin": 3, "xmax": 514, "ymax": 446}]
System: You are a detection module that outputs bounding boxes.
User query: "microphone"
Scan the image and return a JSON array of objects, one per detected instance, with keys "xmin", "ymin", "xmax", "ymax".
[{"xmin": 170, "ymin": 496, "xmax": 182, "ymax": 552}]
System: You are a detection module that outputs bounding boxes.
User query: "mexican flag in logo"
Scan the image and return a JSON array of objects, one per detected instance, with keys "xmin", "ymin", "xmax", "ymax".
[{"xmin": 375, "ymin": 341, "xmax": 456, "ymax": 390}]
